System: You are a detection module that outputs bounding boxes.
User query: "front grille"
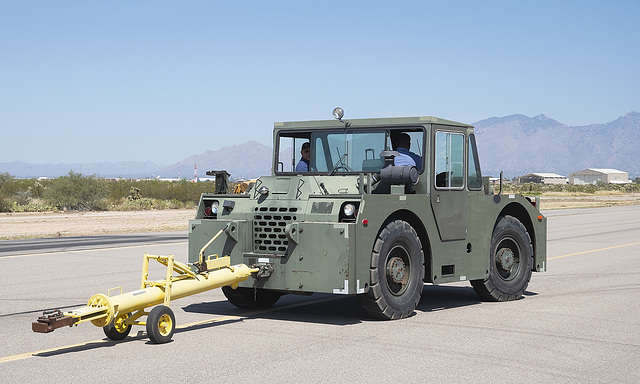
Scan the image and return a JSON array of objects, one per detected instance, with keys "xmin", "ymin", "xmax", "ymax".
[{"xmin": 253, "ymin": 206, "xmax": 298, "ymax": 254}]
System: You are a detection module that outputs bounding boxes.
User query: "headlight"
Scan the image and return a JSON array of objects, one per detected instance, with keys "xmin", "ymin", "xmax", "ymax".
[
  {"xmin": 343, "ymin": 203, "xmax": 356, "ymax": 217},
  {"xmin": 211, "ymin": 201, "xmax": 219, "ymax": 214},
  {"xmin": 333, "ymin": 107, "xmax": 344, "ymax": 120}
]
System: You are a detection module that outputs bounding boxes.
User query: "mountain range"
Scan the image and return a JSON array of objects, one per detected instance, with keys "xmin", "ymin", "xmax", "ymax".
[
  {"xmin": 474, "ymin": 111, "xmax": 640, "ymax": 178},
  {"xmin": 2, "ymin": 112, "xmax": 638, "ymax": 179},
  {"xmin": 161, "ymin": 141, "xmax": 272, "ymax": 180}
]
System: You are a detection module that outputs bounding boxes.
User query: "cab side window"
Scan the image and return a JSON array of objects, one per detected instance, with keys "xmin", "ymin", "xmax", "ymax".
[
  {"xmin": 276, "ymin": 134, "xmax": 311, "ymax": 173},
  {"xmin": 435, "ymin": 131, "xmax": 464, "ymax": 189},
  {"xmin": 467, "ymin": 134, "xmax": 483, "ymax": 190}
]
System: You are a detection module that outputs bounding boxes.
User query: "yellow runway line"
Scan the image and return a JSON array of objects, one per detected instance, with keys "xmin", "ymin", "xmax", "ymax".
[
  {"xmin": 0, "ymin": 340, "xmax": 104, "ymax": 364},
  {"xmin": 549, "ymin": 241, "xmax": 640, "ymax": 260}
]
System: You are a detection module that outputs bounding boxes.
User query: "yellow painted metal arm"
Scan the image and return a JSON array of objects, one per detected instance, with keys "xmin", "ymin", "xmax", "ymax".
[
  {"xmin": 33, "ymin": 253, "xmax": 258, "ymax": 334},
  {"xmin": 198, "ymin": 224, "xmax": 230, "ymax": 261}
]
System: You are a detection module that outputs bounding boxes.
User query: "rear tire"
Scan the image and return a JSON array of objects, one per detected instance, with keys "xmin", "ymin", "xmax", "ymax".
[
  {"xmin": 471, "ymin": 215, "xmax": 533, "ymax": 301},
  {"xmin": 222, "ymin": 286, "xmax": 282, "ymax": 309},
  {"xmin": 359, "ymin": 220, "xmax": 424, "ymax": 320}
]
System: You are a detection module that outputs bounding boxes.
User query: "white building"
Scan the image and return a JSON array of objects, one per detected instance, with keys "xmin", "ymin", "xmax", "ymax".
[
  {"xmin": 519, "ymin": 173, "xmax": 568, "ymax": 185},
  {"xmin": 568, "ymin": 169, "xmax": 630, "ymax": 185}
]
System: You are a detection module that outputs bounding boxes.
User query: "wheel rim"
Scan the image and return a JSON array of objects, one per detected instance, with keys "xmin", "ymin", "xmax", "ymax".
[
  {"xmin": 385, "ymin": 245, "xmax": 411, "ymax": 296},
  {"xmin": 157, "ymin": 314, "xmax": 173, "ymax": 336},
  {"xmin": 495, "ymin": 236, "xmax": 521, "ymax": 281},
  {"xmin": 113, "ymin": 314, "xmax": 129, "ymax": 333},
  {"xmin": 88, "ymin": 294, "xmax": 114, "ymax": 327}
]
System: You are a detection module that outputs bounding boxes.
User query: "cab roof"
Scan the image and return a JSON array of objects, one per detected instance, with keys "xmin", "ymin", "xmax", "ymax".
[{"xmin": 274, "ymin": 116, "xmax": 473, "ymax": 130}]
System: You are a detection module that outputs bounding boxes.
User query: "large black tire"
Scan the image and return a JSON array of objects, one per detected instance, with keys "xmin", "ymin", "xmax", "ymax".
[
  {"xmin": 146, "ymin": 305, "xmax": 175, "ymax": 344},
  {"xmin": 471, "ymin": 215, "xmax": 533, "ymax": 301},
  {"xmin": 359, "ymin": 220, "xmax": 425, "ymax": 320},
  {"xmin": 103, "ymin": 313, "xmax": 131, "ymax": 341},
  {"xmin": 222, "ymin": 286, "xmax": 282, "ymax": 309}
]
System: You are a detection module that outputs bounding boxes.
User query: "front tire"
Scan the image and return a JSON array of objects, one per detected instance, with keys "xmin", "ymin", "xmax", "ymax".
[
  {"xmin": 471, "ymin": 215, "xmax": 533, "ymax": 301},
  {"xmin": 103, "ymin": 313, "xmax": 131, "ymax": 341},
  {"xmin": 359, "ymin": 220, "xmax": 425, "ymax": 320},
  {"xmin": 222, "ymin": 286, "xmax": 282, "ymax": 309}
]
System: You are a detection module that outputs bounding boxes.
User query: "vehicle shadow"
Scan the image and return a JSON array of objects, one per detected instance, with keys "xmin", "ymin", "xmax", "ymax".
[
  {"xmin": 182, "ymin": 294, "xmax": 365, "ymax": 326},
  {"xmin": 182, "ymin": 284, "xmax": 491, "ymax": 327},
  {"xmin": 416, "ymin": 284, "xmax": 482, "ymax": 313}
]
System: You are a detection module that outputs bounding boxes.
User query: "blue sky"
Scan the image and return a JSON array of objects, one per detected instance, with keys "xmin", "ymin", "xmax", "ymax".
[{"xmin": 1, "ymin": 1, "xmax": 638, "ymax": 164}]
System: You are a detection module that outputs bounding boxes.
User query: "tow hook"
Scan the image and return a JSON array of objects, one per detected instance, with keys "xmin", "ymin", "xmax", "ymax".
[
  {"xmin": 32, "ymin": 309, "xmax": 76, "ymax": 333},
  {"xmin": 254, "ymin": 263, "xmax": 274, "ymax": 278}
]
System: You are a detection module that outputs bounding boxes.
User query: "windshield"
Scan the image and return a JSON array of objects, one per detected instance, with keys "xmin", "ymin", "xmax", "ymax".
[
  {"xmin": 276, "ymin": 128, "xmax": 424, "ymax": 174},
  {"xmin": 314, "ymin": 131, "xmax": 386, "ymax": 173}
]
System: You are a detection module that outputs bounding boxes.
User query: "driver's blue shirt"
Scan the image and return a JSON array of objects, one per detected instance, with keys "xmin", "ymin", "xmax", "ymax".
[
  {"xmin": 395, "ymin": 147, "xmax": 422, "ymax": 171},
  {"xmin": 296, "ymin": 158, "xmax": 309, "ymax": 172}
]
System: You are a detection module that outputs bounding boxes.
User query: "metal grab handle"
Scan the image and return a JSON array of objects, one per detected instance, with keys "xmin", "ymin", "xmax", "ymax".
[{"xmin": 198, "ymin": 223, "xmax": 230, "ymax": 262}]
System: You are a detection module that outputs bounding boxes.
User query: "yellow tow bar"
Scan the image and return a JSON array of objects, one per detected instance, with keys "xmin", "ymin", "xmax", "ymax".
[{"xmin": 32, "ymin": 252, "xmax": 258, "ymax": 344}]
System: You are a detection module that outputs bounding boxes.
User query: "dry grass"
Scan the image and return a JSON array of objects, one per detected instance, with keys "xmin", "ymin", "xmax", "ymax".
[
  {"xmin": 540, "ymin": 193, "xmax": 640, "ymax": 210},
  {"xmin": 0, "ymin": 209, "xmax": 195, "ymax": 240}
]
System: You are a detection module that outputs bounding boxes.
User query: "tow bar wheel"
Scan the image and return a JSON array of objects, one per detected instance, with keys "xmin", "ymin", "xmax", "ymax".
[
  {"xmin": 146, "ymin": 305, "xmax": 175, "ymax": 344},
  {"xmin": 103, "ymin": 312, "xmax": 132, "ymax": 341}
]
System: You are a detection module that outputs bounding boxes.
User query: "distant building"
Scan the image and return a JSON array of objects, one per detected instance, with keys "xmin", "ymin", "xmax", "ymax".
[
  {"xmin": 519, "ymin": 173, "xmax": 568, "ymax": 185},
  {"xmin": 569, "ymin": 168, "xmax": 630, "ymax": 185},
  {"xmin": 489, "ymin": 177, "xmax": 512, "ymax": 185}
]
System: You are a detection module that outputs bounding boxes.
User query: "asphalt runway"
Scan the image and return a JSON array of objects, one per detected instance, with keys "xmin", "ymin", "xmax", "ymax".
[
  {"xmin": 0, "ymin": 232, "xmax": 187, "ymax": 257},
  {"xmin": 1, "ymin": 206, "xmax": 639, "ymax": 383}
]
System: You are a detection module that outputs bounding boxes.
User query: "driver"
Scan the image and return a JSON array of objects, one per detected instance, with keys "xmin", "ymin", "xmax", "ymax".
[
  {"xmin": 392, "ymin": 133, "xmax": 422, "ymax": 171},
  {"xmin": 296, "ymin": 142, "xmax": 310, "ymax": 172}
]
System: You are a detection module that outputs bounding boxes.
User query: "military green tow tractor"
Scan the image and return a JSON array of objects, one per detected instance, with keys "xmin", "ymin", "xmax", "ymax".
[
  {"xmin": 33, "ymin": 108, "xmax": 546, "ymax": 343},
  {"xmin": 192, "ymin": 108, "xmax": 546, "ymax": 319}
]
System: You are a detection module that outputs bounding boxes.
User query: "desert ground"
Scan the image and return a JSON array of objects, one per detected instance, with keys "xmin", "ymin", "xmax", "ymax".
[
  {"xmin": 0, "ymin": 209, "xmax": 195, "ymax": 240},
  {"xmin": 1, "ymin": 193, "xmax": 640, "ymax": 240}
]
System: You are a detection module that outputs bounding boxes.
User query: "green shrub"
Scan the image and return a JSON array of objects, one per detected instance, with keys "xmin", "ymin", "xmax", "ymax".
[
  {"xmin": 0, "ymin": 197, "xmax": 11, "ymax": 212},
  {"xmin": 5, "ymin": 199, "xmax": 54, "ymax": 212},
  {"xmin": 13, "ymin": 189, "xmax": 32, "ymax": 205},
  {"xmin": 44, "ymin": 171, "xmax": 108, "ymax": 211},
  {"xmin": 1, "ymin": 173, "xmax": 210, "ymax": 212}
]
